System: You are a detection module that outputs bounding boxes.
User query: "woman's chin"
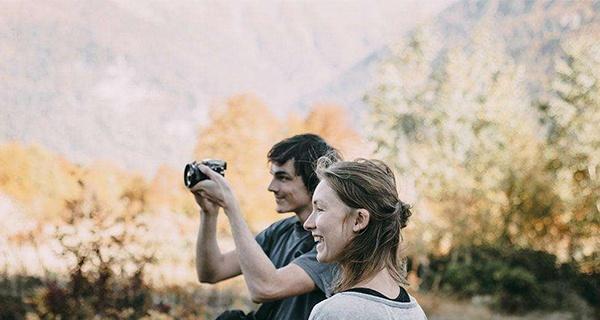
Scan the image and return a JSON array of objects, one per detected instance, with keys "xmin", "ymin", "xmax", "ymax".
[{"xmin": 316, "ymin": 249, "xmax": 332, "ymax": 263}]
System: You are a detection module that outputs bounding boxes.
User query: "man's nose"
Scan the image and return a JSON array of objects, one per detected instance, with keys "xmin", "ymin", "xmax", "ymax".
[{"xmin": 267, "ymin": 179, "xmax": 278, "ymax": 192}]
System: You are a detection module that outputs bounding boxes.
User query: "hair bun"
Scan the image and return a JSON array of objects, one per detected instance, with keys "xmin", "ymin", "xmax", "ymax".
[{"xmin": 395, "ymin": 201, "xmax": 412, "ymax": 229}]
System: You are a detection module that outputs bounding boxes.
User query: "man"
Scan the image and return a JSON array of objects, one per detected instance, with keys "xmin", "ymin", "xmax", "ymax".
[{"xmin": 191, "ymin": 134, "xmax": 340, "ymax": 320}]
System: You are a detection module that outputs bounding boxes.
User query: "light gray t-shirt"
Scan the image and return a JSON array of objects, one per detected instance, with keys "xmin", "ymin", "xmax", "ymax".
[{"xmin": 308, "ymin": 291, "xmax": 427, "ymax": 320}]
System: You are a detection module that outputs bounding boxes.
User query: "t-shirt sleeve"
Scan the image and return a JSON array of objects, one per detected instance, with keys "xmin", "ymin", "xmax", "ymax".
[
  {"xmin": 254, "ymin": 226, "xmax": 273, "ymax": 256},
  {"xmin": 308, "ymin": 300, "xmax": 340, "ymax": 320},
  {"xmin": 292, "ymin": 247, "xmax": 336, "ymax": 297}
]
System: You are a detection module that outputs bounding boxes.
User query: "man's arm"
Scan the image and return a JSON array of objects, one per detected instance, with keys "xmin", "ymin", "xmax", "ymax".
[{"xmin": 195, "ymin": 211, "xmax": 242, "ymax": 283}]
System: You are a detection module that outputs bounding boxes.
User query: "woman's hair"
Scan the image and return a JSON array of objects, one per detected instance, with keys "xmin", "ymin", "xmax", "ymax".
[{"xmin": 315, "ymin": 157, "xmax": 412, "ymax": 293}]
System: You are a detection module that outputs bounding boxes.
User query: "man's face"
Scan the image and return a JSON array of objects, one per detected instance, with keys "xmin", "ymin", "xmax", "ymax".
[{"xmin": 267, "ymin": 159, "xmax": 312, "ymax": 215}]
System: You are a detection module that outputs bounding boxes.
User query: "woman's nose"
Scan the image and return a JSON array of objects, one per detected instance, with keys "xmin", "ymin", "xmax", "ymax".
[{"xmin": 303, "ymin": 212, "xmax": 316, "ymax": 231}]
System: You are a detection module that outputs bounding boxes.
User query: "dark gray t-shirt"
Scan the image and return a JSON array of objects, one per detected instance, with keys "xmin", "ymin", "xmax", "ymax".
[{"xmin": 253, "ymin": 216, "xmax": 335, "ymax": 320}]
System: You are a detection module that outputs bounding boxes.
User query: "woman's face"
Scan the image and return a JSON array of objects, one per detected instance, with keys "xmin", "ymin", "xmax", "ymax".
[{"xmin": 303, "ymin": 180, "xmax": 356, "ymax": 263}]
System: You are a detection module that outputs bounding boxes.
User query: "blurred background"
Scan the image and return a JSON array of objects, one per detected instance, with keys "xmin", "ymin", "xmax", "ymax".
[{"xmin": 1, "ymin": 0, "xmax": 598, "ymax": 319}]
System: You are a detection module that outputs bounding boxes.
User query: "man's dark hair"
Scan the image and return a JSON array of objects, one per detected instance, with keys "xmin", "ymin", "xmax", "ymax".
[{"xmin": 268, "ymin": 133, "xmax": 340, "ymax": 194}]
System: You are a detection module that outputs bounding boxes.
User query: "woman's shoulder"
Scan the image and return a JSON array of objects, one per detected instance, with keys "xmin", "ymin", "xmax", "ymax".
[
  {"xmin": 310, "ymin": 294, "xmax": 365, "ymax": 319},
  {"xmin": 319, "ymin": 291, "xmax": 364, "ymax": 308},
  {"xmin": 310, "ymin": 292, "xmax": 428, "ymax": 320}
]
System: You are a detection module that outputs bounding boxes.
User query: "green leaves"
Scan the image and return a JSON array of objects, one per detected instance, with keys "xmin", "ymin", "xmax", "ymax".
[{"xmin": 367, "ymin": 27, "xmax": 598, "ymax": 265}]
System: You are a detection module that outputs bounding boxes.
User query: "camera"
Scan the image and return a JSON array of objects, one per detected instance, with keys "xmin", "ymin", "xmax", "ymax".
[{"xmin": 184, "ymin": 159, "xmax": 227, "ymax": 188}]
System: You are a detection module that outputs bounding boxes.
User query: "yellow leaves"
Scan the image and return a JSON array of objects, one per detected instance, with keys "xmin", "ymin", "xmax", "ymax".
[
  {"xmin": 0, "ymin": 142, "xmax": 80, "ymax": 219},
  {"xmin": 0, "ymin": 142, "xmax": 157, "ymax": 222},
  {"xmin": 146, "ymin": 165, "xmax": 198, "ymax": 217},
  {"xmin": 288, "ymin": 103, "xmax": 369, "ymax": 159},
  {"xmin": 193, "ymin": 96, "xmax": 367, "ymax": 229},
  {"xmin": 1, "ymin": 93, "xmax": 367, "ymax": 231},
  {"xmin": 303, "ymin": 104, "xmax": 367, "ymax": 158},
  {"xmin": 193, "ymin": 94, "xmax": 281, "ymax": 228}
]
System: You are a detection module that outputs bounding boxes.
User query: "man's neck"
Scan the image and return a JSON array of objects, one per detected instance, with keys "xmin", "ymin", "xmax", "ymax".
[{"xmin": 294, "ymin": 205, "xmax": 312, "ymax": 225}]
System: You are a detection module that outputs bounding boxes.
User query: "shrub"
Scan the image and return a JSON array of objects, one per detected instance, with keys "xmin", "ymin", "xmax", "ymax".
[
  {"xmin": 423, "ymin": 245, "xmax": 597, "ymax": 315},
  {"xmin": 493, "ymin": 266, "xmax": 540, "ymax": 312}
]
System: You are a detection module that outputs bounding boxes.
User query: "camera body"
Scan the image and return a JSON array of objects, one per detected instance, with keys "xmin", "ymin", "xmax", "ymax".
[{"xmin": 184, "ymin": 159, "xmax": 227, "ymax": 188}]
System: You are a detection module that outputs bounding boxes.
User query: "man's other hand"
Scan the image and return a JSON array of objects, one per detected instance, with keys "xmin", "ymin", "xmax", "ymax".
[{"xmin": 190, "ymin": 180, "xmax": 220, "ymax": 216}]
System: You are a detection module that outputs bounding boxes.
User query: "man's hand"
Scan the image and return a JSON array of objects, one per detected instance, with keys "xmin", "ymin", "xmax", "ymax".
[
  {"xmin": 192, "ymin": 164, "xmax": 240, "ymax": 215},
  {"xmin": 190, "ymin": 185, "xmax": 220, "ymax": 216}
]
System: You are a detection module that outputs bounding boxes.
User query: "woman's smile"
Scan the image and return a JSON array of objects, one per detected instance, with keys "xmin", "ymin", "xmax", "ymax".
[{"xmin": 304, "ymin": 180, "xmax": 356, "ymax": 263}]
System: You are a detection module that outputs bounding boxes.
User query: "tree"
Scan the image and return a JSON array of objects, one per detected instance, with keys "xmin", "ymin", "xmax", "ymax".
[
  {"xmin": 146, "ymin": 164, "xmax": 197, "ymax": 216},
  {"xmin": 0, "ymin": 142, "xmax": 80, "ymax": 220},
  {"xmin": 366, "ymin": 27, "xmax": 560, "ymax": 254},
  {"xmin": 365, "ymin": 28, "xmax": 438, "ymax": 175},
  {"xmin": 193, "ymin": 94, "xmax": 283, "ymax": 230},
  {"xmin": 539, "ymin": 33, "xmax": 600, "ymax": 263},
  {"xmin": 288, "ymin": 103, "xmax": 367, "ymax": 159}
]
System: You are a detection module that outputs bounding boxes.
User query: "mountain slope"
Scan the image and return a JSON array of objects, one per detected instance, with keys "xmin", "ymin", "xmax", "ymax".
[
  {"xmin": 312, "ymin": 0, "xmax": 600, "ymax": 122},
  {"xmin": 0, "ymin": 0, "xmax": 450, "ymax": 174}
]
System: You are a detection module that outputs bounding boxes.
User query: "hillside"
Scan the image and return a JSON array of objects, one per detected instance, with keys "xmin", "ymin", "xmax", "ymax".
[
  {"xmin": 312, "ymin": 0, "xmax": 600, "ymax": 118},
  {"xmin": 0, "ymin": 0, "xmax": 449, "ymax": 174}
]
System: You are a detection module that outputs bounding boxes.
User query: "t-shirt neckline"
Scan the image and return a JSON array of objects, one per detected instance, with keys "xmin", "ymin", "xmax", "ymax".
[{"xmin": 344, "ymin": 286, "xmax": 410, "ymax": 302}]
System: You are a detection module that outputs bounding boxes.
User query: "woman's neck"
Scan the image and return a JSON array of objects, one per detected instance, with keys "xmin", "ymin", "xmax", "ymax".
[{"xmin": 351, "ymin": 268, "xmax": 400, "ymax": 299}]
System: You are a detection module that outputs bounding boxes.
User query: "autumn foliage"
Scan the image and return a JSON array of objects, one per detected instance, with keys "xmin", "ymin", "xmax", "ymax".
[{"xmin": 0, "ymin": 97, "xmax": 365, "ymax": 318}]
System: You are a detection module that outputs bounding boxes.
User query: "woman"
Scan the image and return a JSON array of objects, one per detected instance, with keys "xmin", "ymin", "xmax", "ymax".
[{"xmin": 304, "ymin": 158, "xmax": 427, "ymax": 319}]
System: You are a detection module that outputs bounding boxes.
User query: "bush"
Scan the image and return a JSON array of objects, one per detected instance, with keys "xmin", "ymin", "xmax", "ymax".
[
  {"xmin": 493, "ymin": 266, "xmax": 540, "ymax": 312},
  {"xmin": 572, "ymin": 270, "xmax": 600, "ymax": 318},
  {"xmin": 0, "ymin": 182, "xmax": 254, "ymax": 319},
  {"xmin": 0, "ymin": 294, "xmax": 27, "ymax": 320},
  {"xmin": 422, "ymin": 245, "xmax": 597, "ymax": 315}
]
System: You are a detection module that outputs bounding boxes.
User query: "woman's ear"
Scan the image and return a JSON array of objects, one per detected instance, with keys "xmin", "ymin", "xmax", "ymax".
[{"xmin": 352, "ymin": 209, "xmax": 370, "ymax": 233}]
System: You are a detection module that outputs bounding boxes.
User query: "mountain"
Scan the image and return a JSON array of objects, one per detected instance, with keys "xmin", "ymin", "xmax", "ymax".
[
  {"xmin": 313, "ymin": 0, "xmax": 600, "ymax": 119},
  {"xmin": 0, "ymin": 0, "xmax": 452, "ymax": 175}
]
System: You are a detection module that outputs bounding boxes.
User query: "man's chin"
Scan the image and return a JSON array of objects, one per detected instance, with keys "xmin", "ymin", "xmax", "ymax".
[{"xmin": 275, "ymin": 206, "xmax": 291, "ymax": 214}]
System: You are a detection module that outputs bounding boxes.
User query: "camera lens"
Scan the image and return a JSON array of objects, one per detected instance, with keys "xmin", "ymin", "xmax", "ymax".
[{"xmin": 184, "ymin": 163, "xmax": 200, "ymax": 188}]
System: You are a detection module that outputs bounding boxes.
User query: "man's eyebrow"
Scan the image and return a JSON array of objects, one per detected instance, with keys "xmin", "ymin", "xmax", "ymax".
[{"xmin": 271, "ymin": 170, "xmax": 292, "ymax": 176}]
